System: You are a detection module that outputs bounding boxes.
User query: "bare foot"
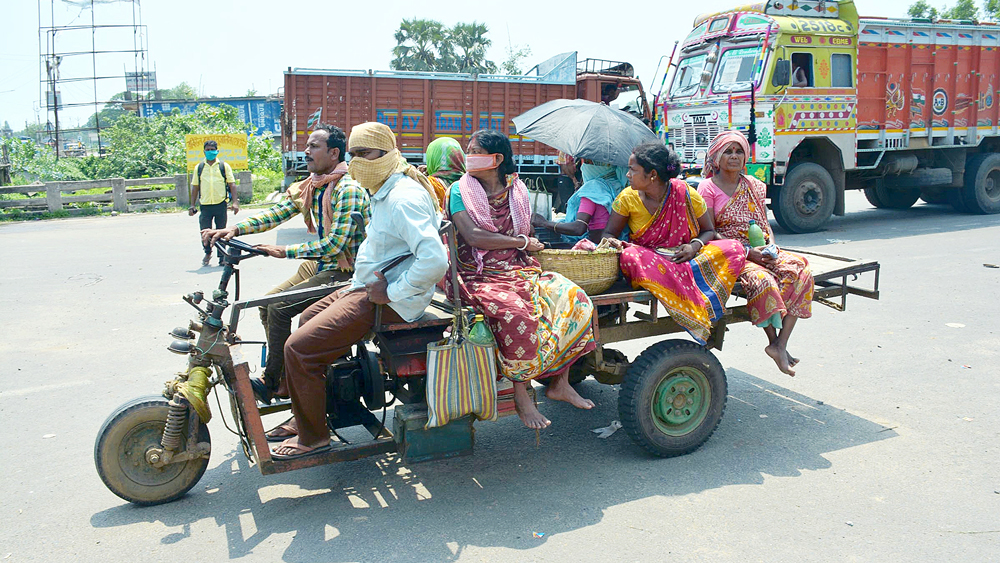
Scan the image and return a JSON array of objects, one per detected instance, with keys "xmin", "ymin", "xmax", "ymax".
[
  {"xmin": 546, "ymin": 378, "xmax": 596, "ymax": 410},
  {"xmin": 765, "ymin": 344, "xmax": 796, "ymax": 376},
  {"xmin": 514, "ymin": 383, "xmax": 551, "ymax": 429},
  {"xmin": 786, "ymin": 351, "xmax": 800, "ymax": 368}
]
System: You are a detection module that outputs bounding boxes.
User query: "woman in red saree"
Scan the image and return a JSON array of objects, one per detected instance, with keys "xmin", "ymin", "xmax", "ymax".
[
  {"xmin": 445, "ymin": 129, "xmax": 597, "ymax": 429},
  {"xmin": 697, "ymin": 131, "xmax": 813, "ymax": 376},
  {"xmin": 605, "ymin": 143, "xmax": 746, "ymax": 344}
]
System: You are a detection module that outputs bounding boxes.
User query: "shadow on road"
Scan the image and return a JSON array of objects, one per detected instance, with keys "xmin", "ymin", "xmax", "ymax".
[
  {"xmin": 89, "ymin": 370, "xmax": 896, "ymax": 562},
  {"xmin": 771, "ymin": 201, "xmax": 1000, "ymax": 245}
]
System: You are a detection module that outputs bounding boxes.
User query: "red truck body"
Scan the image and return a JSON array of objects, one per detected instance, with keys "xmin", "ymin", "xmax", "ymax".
[{"xmin": 280, "ymin": 53, "xmax": 648, "ymax": 180}]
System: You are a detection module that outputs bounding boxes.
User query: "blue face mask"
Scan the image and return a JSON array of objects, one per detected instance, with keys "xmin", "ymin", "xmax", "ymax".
[{"xmin": 205, "ymin": 150, "xmax": 219, "ymax": 160}]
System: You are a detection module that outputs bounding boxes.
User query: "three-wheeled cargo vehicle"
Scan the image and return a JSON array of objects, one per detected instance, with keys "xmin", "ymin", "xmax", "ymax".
[{"xmin": 95, "ymin": 228, "xmax": 879, "ymax": 505}]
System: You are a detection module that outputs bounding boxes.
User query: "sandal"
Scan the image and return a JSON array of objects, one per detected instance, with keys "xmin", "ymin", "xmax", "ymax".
[
  {"xmin": 271, "ymin": 440, "xmax": 332, "ymax": 460},
  {"xmin": 265, "ymin": 417, "xmax": 298, "ymax": 442}
]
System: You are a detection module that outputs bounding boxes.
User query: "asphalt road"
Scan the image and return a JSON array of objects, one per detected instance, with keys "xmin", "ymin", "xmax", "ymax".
[{"xmin": 1, "ymin": 192, "xmax": 998, "ymax": 562}]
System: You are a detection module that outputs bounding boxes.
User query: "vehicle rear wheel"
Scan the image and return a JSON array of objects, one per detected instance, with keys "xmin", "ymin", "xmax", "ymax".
[
  {"xmin": 773, "ymin": 163, "xmax": 837, "ymax": 233},
  {"xmin": 962, "ymin": 153, "xmax": 1000, "ymax": 214},
  {"xmin": 920, "ymin": 189, "xmax": 950, "ymax": 205},
  {"xmin": 94, "ymin": 396, "xmax": 210, "ymax": 505},
  {"xmin": 619, "ymin": 340, "xmax": 727, "ymax": 457},
  {"xmin": 863, "ymin": 186, "xmax": 885, "ymax": 208},
  {"xmin": 874, "ymin": 185, "xmax": 920, "ymax": 209}
]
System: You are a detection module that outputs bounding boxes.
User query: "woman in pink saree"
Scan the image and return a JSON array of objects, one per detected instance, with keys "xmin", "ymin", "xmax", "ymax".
[
  {"xmin": 604, "ymin": 143, "xmax": 746, "ymax": 345},
  {"xmin": 697, "ymin": 131, "xmax": 813, "ymax": 376}
]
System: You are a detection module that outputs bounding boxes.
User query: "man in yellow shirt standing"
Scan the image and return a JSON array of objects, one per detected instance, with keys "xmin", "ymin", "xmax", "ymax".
[{"xmin": 189, "ymin": 139, "xmax": 239, "ymax": 266}]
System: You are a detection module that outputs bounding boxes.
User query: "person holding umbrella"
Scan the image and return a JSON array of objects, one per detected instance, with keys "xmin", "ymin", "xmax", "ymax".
[
  {"xmin": 443, "ymin": 129, "xmax": 597, "ymax": 430},
  {"xmin": 531, "ymin": 159, "xmax": 628, "ymax": 244}
]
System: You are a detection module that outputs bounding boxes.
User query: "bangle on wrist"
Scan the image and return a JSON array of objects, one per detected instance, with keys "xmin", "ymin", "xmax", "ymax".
[
  {"xmin": 517, "ymin": 234, "xmax": 530, "ymax": 250},
  {"xmin": 691, "ymin": 238, "xmax": 704, "ymax": 250}
]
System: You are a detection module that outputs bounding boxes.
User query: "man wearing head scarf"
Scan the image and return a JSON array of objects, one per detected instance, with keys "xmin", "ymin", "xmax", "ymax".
[{"xmin": 271, "ymin": 122, "xmax": 449, "ymax": 460}]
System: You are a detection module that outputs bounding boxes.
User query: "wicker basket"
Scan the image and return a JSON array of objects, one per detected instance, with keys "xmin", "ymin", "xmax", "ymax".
[{"xmin": 532, "ymin": 244, "xmax": 621, "ymax": 295}]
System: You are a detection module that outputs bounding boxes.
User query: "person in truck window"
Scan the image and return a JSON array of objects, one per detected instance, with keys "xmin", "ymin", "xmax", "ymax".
[
  {"xmin": 604, "ymin": 143, "xmax": 746, "ymax": 345},
  {"xmin": 697, "ymin": 130, "xmax": 813, "ymax": 376},
  {"xmin": 791, "ymin": 54, "xmax": 810, "ymax": 87},
  {"xmin": 531, "ymin": 159, "xmax": 628, "ymax": 244},
  {"xmin": 423, "ymin": 137, "xmax": 466, "ymax": 211},
  {"xmin": 444, "ymin": 129, "xmax": 597, "ymax": 430}
]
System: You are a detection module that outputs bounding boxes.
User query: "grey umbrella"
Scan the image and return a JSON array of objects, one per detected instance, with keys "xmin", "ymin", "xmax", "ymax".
[{"xmin": 512, "ymin": 98, "xmax": 659, "ymax": 167}]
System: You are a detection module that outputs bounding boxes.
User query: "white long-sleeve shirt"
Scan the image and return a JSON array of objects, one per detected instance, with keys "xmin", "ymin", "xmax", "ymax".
[{"xmin": 350, "ymin": 173, "xmax": 448, "ymax": 322}]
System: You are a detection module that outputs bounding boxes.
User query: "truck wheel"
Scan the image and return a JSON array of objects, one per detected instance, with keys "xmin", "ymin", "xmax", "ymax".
[
  {"xmin": 874, "ymin": 186, "xmax": 920, "ymax": 209},
  {"xmin": 920, "ymin": 189, "xmax": 950, "ymax": 205},
  {"xmin": 962, "ymin": 153, "xmax": 1000, "ymax": 214},
  {"xmin": 773, "ymin": 163, "xmax": 837, "ymax": 233},
  {"xmin": 619, "ymin": 340, "xmax": 727, "ymax": 457},
  {"xmin": 863, "ymin": 186, "xmax": 885, "ymax": 208},
  {"xmin": 95, "ymin": 396, "xmax": 210, "ymax": 505}
]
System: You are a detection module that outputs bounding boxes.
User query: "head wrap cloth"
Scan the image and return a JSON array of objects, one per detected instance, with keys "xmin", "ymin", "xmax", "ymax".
[
  {"xmin": 704, "ymin": 130, "xmax": 750, "ymax": 179},
  {"xmin": 347, "ymin": 122, "xmax": 438, "ymax": 204}
]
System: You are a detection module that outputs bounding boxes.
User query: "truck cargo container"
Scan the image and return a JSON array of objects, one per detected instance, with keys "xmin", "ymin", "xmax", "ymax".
[
  {"xmin": 138, "ymin": 96, "xmax": 282, "ymax": 137},
  {"xmin": 664, "ymin": 0, "xmax": 1000, "ymax": 233},
  {"xmin": 281, "ymin": 52, "xmax": 649, "ymax": 182}
]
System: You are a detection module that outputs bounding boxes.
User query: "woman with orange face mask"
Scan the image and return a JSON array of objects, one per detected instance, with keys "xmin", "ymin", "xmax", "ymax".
[{"xmin": 443, "ymin": 129, "xmax": 597, "ymax": 430}]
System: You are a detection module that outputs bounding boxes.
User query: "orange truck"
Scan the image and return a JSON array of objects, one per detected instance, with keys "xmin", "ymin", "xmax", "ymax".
[
  {"xmin": 281, "ymin": 53, "xmax": 649, "ymax": 184},
  {"xmin": 663, "ymin": 0, "xmax": 1000, "ymax": 232}
]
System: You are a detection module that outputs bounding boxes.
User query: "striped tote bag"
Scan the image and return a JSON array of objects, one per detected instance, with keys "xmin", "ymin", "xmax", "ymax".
[{"xmin": 424, "ymin": 318, "xmax": 498, "ymax": 429}]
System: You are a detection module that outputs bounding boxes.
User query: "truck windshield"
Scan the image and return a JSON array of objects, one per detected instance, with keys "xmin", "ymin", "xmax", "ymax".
[
  {"xmin": 713, "ymin": 46, "xmax": 763, "ymax": 93},
  {"xmin": 670, "ymin": 54, "xmax": 707, "ymax": 99}
]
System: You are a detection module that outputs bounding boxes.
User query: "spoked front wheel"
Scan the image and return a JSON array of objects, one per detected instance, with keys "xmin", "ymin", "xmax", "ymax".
[
  {"xmin": 619, "ymin": 340, "xmax": 727, "ymax": 457},
  {"xmin": 94, "ymin": 395, "xmax": 210, "ymax": 505}
]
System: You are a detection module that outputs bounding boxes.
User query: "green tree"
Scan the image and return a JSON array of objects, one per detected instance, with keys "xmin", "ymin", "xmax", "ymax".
[
  {"xmin": 907, "ymin": 0, "xmax": 939, "ymax": 18},
  {"xmin": 449, "ymin": 22, "xmax": 497, "ymax": 74},
  {"xmin": 149, "ymin": 81, "xmax": 197, "ymax": 100},
  {"xmin": 501, "ymin": 44, "xmax": 532, "ymax": 75},
  {"xmin": 391, "ymin": 19, "xmax": 446, "ymax": 71},
  {"xmin": 942, "ymin": 0, "xmax": 979, "ymax": 19}
]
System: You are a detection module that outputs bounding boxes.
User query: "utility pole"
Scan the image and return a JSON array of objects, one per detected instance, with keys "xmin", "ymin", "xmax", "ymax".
[{"xmin": 46, "ymin": 54, "xmax": 61, "ymax": 160}]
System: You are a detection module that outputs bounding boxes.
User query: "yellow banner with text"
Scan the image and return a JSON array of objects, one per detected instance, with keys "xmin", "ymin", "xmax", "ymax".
[{"xmin": 185, "ymin": 134, "xmax": 248, "ymax": 172}]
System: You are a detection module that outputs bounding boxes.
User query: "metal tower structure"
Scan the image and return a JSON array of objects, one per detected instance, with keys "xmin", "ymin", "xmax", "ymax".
[{"xmin": 38, "ymin": 0, "xmax": 151, "ymax": 158}]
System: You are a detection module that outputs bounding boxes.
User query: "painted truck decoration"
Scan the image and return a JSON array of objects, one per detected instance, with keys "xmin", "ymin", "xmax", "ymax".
[
  {"xmin": 281, "ymin": 53, "xmax": 649, "ymax": 183},
  {"xmin": 665, "ymin": 0, "xmax": 1000, "ymax": 233}
]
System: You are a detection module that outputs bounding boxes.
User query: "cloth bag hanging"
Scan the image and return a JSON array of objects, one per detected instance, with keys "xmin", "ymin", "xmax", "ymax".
[
  {"xmin": 425, "ymin": 222, "xmax": 499, "ymax": 429},
  {"xmin": 425, "ymin": 311, "xmax": 499, "ymax": 429}
]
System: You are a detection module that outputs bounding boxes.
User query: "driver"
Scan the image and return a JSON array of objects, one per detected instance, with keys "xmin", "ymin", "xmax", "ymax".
[
  {"xmin": 201, "ymin": 124, "xmax": 370, "ymax": 406},
  {"xmin": 271, "ymin": 122, "xmax": 448, "ymax": 460}
]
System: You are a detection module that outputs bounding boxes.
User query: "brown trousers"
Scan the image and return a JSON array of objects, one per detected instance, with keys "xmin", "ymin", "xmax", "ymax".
[{"xmin": 284, "ymin": 288, "xmax": 402, "ymax": 446}]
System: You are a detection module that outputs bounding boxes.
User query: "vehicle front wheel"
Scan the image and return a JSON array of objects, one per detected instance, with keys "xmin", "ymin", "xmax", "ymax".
[
  {"xmin": 773, "ymin": 163, "xmax": 837, "ymax": 233},
  {"xmin": 619, "ymin": 340, "xmax": 727, "ymax": 457},
  {"xmin": 94, "ymin": 396, "xmax": 210, "ymax": 505}
]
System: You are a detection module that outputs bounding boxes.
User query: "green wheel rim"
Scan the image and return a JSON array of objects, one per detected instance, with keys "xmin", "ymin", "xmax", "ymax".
[{"xmin": 650, "ymin": 368, "xmax": 711, "ymax": 437}]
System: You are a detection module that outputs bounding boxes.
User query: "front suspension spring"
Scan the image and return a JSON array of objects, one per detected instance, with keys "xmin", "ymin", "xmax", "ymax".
[{"xmin": 161, "ymin": 397, "xmax": 188, "ymax": 451}]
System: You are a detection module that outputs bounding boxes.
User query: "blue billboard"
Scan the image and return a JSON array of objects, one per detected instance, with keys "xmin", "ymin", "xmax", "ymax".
[{"xmin": 138, "ymin": 97, "xmax": 282, "ymax": 136}]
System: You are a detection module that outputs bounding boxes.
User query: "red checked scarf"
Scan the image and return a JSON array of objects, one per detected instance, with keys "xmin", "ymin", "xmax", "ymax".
[{"xmin": 298, "ymin": 161, "xmax": 349, "ymax": 235}]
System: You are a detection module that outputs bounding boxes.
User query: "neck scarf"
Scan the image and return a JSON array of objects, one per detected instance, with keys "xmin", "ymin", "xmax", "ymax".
[
  {"xmin": 299, "ymin": 161, "xmax": 348, "ymax": 234},
  {"xmin": 458, "ymin": 172, "xmax": 531, "ymax": 272},
  {"xmin": 704, "ymin": 130, "xmax": 751, "ymax": 179}
]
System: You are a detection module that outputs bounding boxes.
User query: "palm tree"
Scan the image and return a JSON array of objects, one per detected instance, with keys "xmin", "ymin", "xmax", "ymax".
[
  {"xmin": 391, "ymin": 19, "xmax": 445, "ymax": 71},
  {"xmin": 450, "ymin": 22, "xmax": 497, "ymax": 74}
]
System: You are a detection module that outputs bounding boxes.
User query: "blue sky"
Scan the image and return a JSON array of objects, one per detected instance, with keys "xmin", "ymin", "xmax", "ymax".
[{"xmin": 1, "ymin": 0, "xmax": 918, "ymax": 132}]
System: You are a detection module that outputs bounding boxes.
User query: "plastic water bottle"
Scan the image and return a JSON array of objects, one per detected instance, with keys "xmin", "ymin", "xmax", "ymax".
[
  {"xmin": 747, "ymin": 220, "xmax": 766, "ymax": 247},
  {"xmin": 468, "ymin": 314, "xmax": 494, "ymax": 346}
]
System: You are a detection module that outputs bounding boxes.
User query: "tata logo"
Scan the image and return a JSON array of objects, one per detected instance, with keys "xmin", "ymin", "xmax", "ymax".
[{"xmin": 692, "ymin": 114, "xmax": 708, "ymax": 124}]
